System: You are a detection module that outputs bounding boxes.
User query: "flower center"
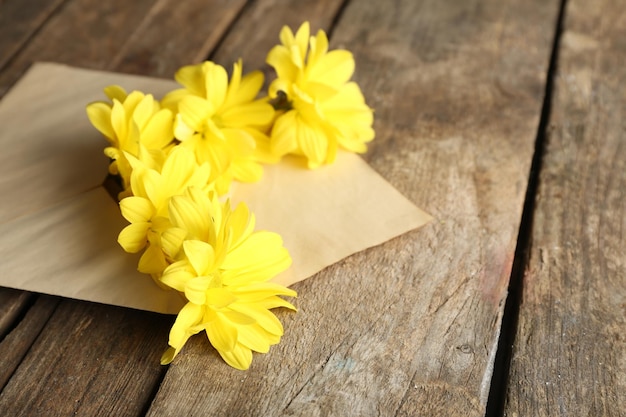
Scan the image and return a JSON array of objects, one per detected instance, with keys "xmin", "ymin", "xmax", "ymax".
[{"xmin": 269, "ymin": 90, "xmax": 292, "ymax": 111}]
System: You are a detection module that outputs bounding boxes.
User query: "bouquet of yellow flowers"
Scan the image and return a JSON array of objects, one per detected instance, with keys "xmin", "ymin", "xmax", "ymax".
[{"xmin": 86, "ymin": 22, "xmax": 374, "ymax": 370}]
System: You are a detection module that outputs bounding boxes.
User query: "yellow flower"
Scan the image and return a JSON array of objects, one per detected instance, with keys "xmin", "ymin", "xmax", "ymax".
[
  {"xmin": 266, "ymin": 21, "xmax": 375, "ymax": 168},
  {"xmin": 86, "ymin": 86, "xmax": 174, "ymax": 197},
  {"xmin": 162, "ymin": 60, "xmax": 276, "ymax": 194},
  {"xmin": 159, "ymin": 187, "xmax": 295, "ymax": 370},
  {"xmin": 117, "ymin": 147, "xmax": 212, "ymax": 277}
]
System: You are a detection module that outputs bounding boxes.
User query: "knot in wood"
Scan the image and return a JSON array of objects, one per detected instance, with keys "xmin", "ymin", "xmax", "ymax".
[{"xmin": 457, "ymin": 344, "xmax": 474, "ymax": 354}]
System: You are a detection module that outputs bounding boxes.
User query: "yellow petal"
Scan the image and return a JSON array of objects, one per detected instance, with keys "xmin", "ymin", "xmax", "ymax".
[
  {"xmin": 119, "ymin": 196, "xmax": 154, "ymax": 223},
  {"xmin": 110, "ymin": 99, "xmax": 128, "ymax": 143},
  {"xmin": 169, "ymin": 194, "xmax": 211, "ymax": 240},
  {"xmin": 237, "ymin": 324, "xmax": 272, "ymax": 353},
  {"xmin": 230, "ymin": 157, "xmax": 263, "ymax": 184},
  {"xmin": 173, "ymin": 113, "xmax": 196, "ymax": 141},
  {"xmin": 220, "ymin": 101, "xmax": 274, "ymax": 128},
  {"xmin": 218, "ymin": 342, "xmax": 252, "ymax": 370},
  {"xmin": 117, "ymin": 222, "xmax": 150, "ymax": 253},
  {"xmin": 167, "ymin": 302, "xmax": 204, "ymax": 355},
  {"xmin": 141, "ymin": 109, "xmax": 174, "ymax": 150},
  {"xmin": 132, "ymin": 94, "xmax": 155, "ymax": 131},
  {"xmin": 138, "ymin": 243, "xmax": 168, "ymax": 275},
  {"xmin": 309, "ymin": 49, "xmax": 354, "ymax": 87},
  {"xmin": 123, "ymin": 119, "xmax": 141, "ymax": 156},
  {"xmin": 235, "ymin": 70, "xmax": 264, "ymax": 104},
  {"xmin": 206, "ymin": 287, "xmax": 237, "ymax": 309},
  {"xmin": 161, "ymin": 260, "xmax": 194, "ymax": 292},
  {"xmin": 226, "ymin": 202, "xmax": 254, "ymax": 249},
  {"xmin": 86, "ymin": 102, "xmax": 115, "ymax": 141},
  {"xmin": 178, "ymin": 96, "xmax": 214, "ymax": 132},
  {"xmin": 221, "ymin": 232, "xmax": 291, "ymax": 284},
  {"xmin": 143, "ymin": 170, "xmax": 165, "ymax": 209},
  {"xmin": 206, "ymin": 315, "xmax": 238, "ymax": 353},
  {"xmin": 161, "ymin": 88, "xmax": 189, "ymax": 111},
  {"xmin": 161, "ymin": 147, "xmax": 195, "ymax": 191},
  {"xmin": 293, "ymin": 21, "xmax": 310, "ymax": 65},
  {"xmin": 279, "ymin": 24, "xmax": 295, "ymax": 49},
  {"xmin": 229, "ymin": 302, "xmax": 284, "ymax": 336},
  {"xmin": 122, "ymin": 91, "xmax": 144, "ymax": 116},
  {"xmin": 184, "ymin": 275, "xmax": 212, "ymax": 305},
  {"xmin": 175, "ymin": 63, "xmax": 206, "ymax": 96},
  {"xmin": 103, "ymin": 85, "xmax": 128, "ymax": 102},
  {"xmin": 230, "ymin": 282, "xmax": 297, "ymax": 301},
  {"xmin": 270, "ymin": 111, "xmax": 299, "ymax": 157},
  {"xmin": 225, "ymin": 60, "xmax": 243, "ymax": 103},
  {"xmin": 289, "ymin": 44, "xmax": 304, "ymax": 69},
  {"xmin": 266, "ymin": 45, "xmax": 298, "ymax": 82},
  {"xmin": 160, "ymin": 227, "xmax": 187, "ymax": 259},
  {"xmin": 183, "ymin": 240, "xmax": 215, "ymax": 276},
  {"xmin": 300, "ymin": 81, "xmax": 339, "ymax": 102},
  {"xmin": 307, "ymin": 29, "xmax": 329, "ymax": 68},
  {"xmin": 249, "ymin": 129, "xmax": 281, "ymax": 164},
  {"xmin": 297, "ymin": 118, "xmax": 328, "ymax": 168},
  {"xmin": 160, "ymin": 347, "xmax": 177, "ymax": 365},
  {"xmin": 203, "ymin": 61, "xmax": 228, "ymax": 110},
  {"xmin": 220, "ymin": 309, "xmax": 256, "ymax": 325},
  {"xmin": 257, "ymin": 295, "xmax": 297, "ymax": 311}
]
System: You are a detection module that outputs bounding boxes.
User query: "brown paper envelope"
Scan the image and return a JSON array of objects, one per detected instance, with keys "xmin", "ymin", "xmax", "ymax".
[
  {"xmin": 0, "ymin": 62, "xmax": 431, "ymax": 314},
  {"xmin": 0, "ymin": 188, "xmax": 187, "ymax": 313},
  {"xmin": 230, "ymin": 153, "xmax": 432, "ymax": 287}
]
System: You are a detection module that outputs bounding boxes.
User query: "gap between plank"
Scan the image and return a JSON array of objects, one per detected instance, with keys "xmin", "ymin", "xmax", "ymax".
[
  {"xmin": 0, "ymin": 0, "xmax": 71, "ymax": 85},
  {"xmin": 205, "ymin": 0, "xmax": 257, "ymax": 62},
  {"xmin": 0, "ymin": 295, "xmax": 61, "ymax": 393},
  {"xmin": 484, "ymin": 0, "xmax": 568, "ymax": 415},
  {"xmin": 0, "ymin": 293, "xmax": 38, "ymax": 344},
  {"xmin": 139, "ymin": 366, "xmax": 170, "ymax": 417},
  {"xmin": 326, "ymin": 0, "xmax": 352, "ymax": 39}
]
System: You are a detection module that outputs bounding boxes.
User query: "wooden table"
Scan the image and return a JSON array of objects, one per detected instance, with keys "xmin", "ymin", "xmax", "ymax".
[{"xmin": 0, "ymin": 0, "xmax": 624, "ymax": 416}]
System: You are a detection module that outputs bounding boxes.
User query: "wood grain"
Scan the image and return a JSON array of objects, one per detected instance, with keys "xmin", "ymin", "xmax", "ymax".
[
  {"xmin": 0, "ymin": 0, "xmax": 157, "ymax": 98},
  {"xmin": 0, "ymin": 0, "xmax": 67, "ymax": 71},
  {"xmin": 0, "ymin": 300, "xmax": 172, "ymax": 416},
  {"xmin": 0, "ymin": 295, "xmax": 59, "ymax": 390},
  {"xmin": 0, "ymin": 289, "xmax": 33, "ymax": 338},
  {"xmin": 146, "ymin": 0, "xmax": 560, "ymax": 416},
  {"xmin": 504, "ymin": 0, "xmax": 626, "ymax": 415},
  {"xmin": 109, "ymin": 0, "xmax": 247, "ymax": 76},
  {"xmin": 209, "ymin": 0, "xmax": 347, "ymax": 79}
]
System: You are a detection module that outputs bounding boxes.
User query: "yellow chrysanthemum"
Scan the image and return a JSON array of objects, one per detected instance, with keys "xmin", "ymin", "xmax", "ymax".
[
  {"xmin": 159, "ymin": 187, "xmax": 295, "ymax": 370},
  {"xmin": 86, "ymin": 86, "xmax": 174, "ymax": 197},
  {"xmin": 266, "ymin": 21, "xmax": 375, "ymax": 168},
  {"xmin": 117, "ymin": 146, "xmax": 213, "ymax": 277},
  {"xmin": 162, "ymin": 60, "xmax": 276, "ymax": 194}
]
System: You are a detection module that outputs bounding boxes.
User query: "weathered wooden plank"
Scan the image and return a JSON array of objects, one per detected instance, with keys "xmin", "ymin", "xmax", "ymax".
[
  {"xmin": 210, "ymin": 0, "xmax": 347, "ymax": 74},
  {"xmin": 147, "ymin": 0, "xmax": 559, "ymax": 416},
  {"xmin": 0, "ymin": 300, "xmax": 171, "ymax": 416},
  {"xmin": 0, "ymin": 0, "xmax": 67, "ymax": 70},
  {"xmin": 0, "ymin": 296, "xmax": 59, "ymax": 390},
  {"xmin": 0, "ymin": 289, "xmax": 32, "ymax": 338},
  {"xmin": 0, "ymin": 0, "xmax": 156, "ymax": 98},
  {"xmin": 108, "ymin": 0, "xmax": 247, "ymax": 76},
  {"xmin": 504, "ymin": 0, "xmax": 626, "ymax": 415}
]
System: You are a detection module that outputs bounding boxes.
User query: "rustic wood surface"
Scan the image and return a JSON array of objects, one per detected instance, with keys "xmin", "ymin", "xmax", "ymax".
[
  {"xmin": 4, "ymin": 0, "xmax": 620, "ymax": 416},
  {"xmin": 504, "ymin": 0, "xmax": 626, "ymax": 416}
]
